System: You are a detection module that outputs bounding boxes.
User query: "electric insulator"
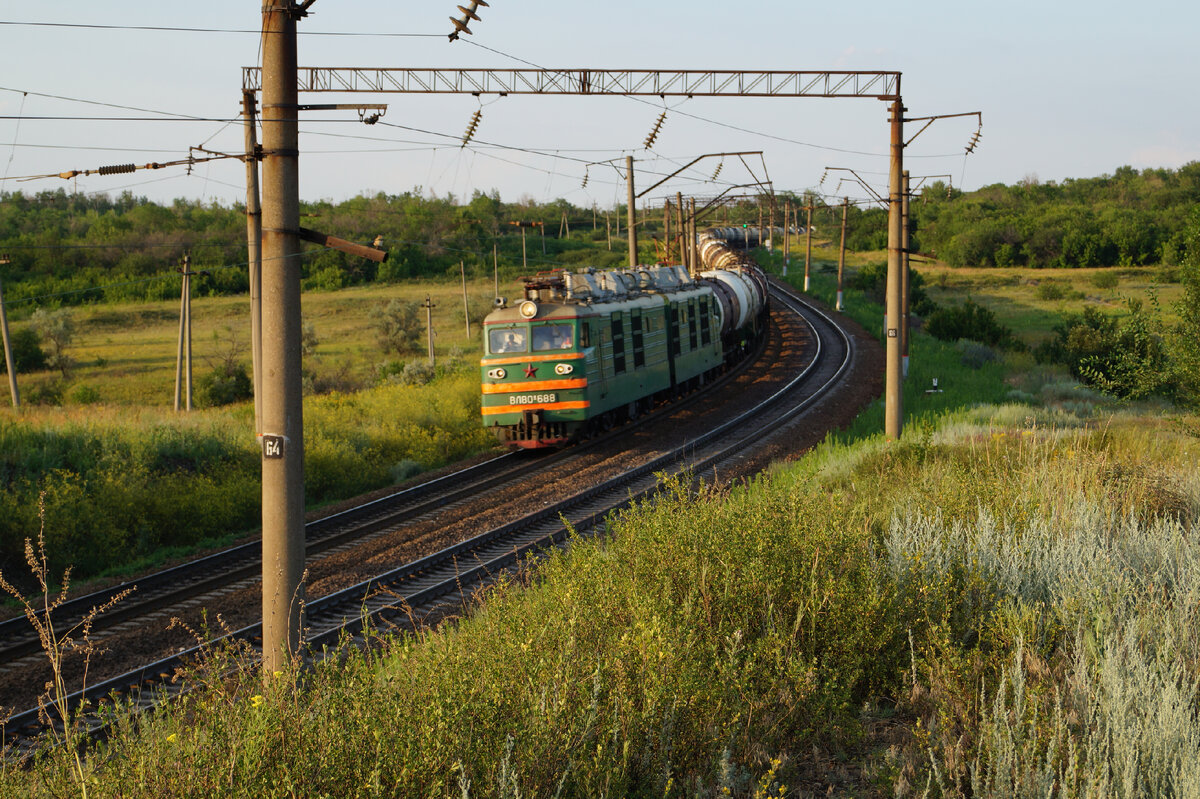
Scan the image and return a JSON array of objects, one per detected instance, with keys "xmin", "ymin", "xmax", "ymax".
[
  {"xmin": 448, "ymin": 1, "xmax": 489, "ymax": 41},
  {"xmin": 581, "ymin": 171, "xmax": 589, "ymax": 189},
  {"xmin": 643, "ymin": 111, "xmax": 667, "ymax": 149},
  {"xmin": 965, "ymin": 130, "xmax": 982, "ymax": 154},
  {"xmin": 711, "ymin": 162, "xmax": 723, "ymax": 181},
  {"xmin": 461, "ymin": 109, "xmax": 483, "ymax": 147},
  {"xmin": 97, "ymin": 163, "xmax": 136, "ymax": 176}
]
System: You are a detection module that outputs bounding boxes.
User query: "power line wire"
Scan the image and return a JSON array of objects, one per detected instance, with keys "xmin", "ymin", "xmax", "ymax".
[{"xmin": 0, "ymin": 20, "xmax": 442, "ymax": 37}]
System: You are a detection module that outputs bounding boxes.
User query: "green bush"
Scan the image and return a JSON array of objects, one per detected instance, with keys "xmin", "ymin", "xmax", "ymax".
[
  {"xmin": 0, "ymin": 326, "xmax": 47, "ymax": 372},
  {"xmin": 1036, "ymin": 302, "xmax": 1178, "ymax": 401},
  {"xmin": 926, "ymin": 299, "xmax": 1023, "ymax": 351},
  {"xmin": 955, "ymin": 339, "xmax": 999, "ymax": 369},
  {"xmin": 369, "ymin": 299, "xmax": 423, "ymax": 355},
  {"xmin": 69, "ymin": 383, "xmax": 101, "ymax": 404},
  {"xmin": 1091, "ymin": 270, "xmax": 1120, "ymax": 289},
  {"xmin": 849, "ymin": 262, "xmax": 939, "ymax": 315},
  {"xmin": 1035, "ymin": 280, "xmax": 1067, "ymax": 300},
  {"xmin": 25, "ymin": 379, "xmax": 64, "ymax": 406},
  {"xmin": 199, "ymin": 362, "xmax": 253, "ymax": 407}
]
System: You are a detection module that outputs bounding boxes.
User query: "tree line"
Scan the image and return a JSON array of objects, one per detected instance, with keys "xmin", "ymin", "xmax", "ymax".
[
  {"xmin": 0, "ymin": 188, "xmax": 645, "ymax": 312},
  {"xmin": 911, "ymin": 163, "xmax": 1200, "ymax": 268}
]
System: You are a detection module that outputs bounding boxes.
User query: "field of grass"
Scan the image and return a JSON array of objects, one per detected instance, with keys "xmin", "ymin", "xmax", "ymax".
[
  {"xmin": 918, "ymin": 264, "xmax": 1186, "ymax": 347},
  {"xmin": 5, "ymin": 386, "xmax": 1194, "ymax": 796},
  {"xmin": 6, "ymin": 276, "xmax": 522, "ymax": 407},
  {"xmin": 3, "ymin": 237, "xmax": 1198, "ymax": 795}
]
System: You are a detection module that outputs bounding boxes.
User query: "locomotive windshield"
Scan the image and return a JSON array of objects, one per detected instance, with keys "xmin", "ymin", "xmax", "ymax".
[
  {"xmin": 489, "ymin": 328, "xmax": 527, "ymax": 354},
  {"xmin": 532, "ymin": 324, "xmax": 573, "ymax": 351}
]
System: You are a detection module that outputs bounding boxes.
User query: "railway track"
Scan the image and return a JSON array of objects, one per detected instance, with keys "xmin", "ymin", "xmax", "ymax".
[
  {"xmin": 0, "ymin": 322, "xmax": 767, "ymax": 672},
  {"xmin": 2, "ymin": 281, "xmax": 857, "ymax": 754}
]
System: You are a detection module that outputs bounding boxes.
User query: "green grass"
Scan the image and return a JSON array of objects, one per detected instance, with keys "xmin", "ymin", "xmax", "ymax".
[
  {"xmin": 3, "ymin": 242, "xmax": 1198, "ymax": 795},
  {"xmin": 4, "ymin": 276, "xmax": 515, "ymax": 407},
  {"xmin": 5, "ymin": 398, "xmax": 1195, "ymax": 796},
  {"xmin": 0, "ymin": 365, "xmax": 498, "ymax": 587},
  {"xmin": 919, "ymin": 264, "xmax": 1185, "ymax": 347}
]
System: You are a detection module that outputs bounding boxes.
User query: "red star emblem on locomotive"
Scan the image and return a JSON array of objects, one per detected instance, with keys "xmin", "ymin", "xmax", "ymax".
[{"xmin": 523, "ymin": 363, "xmax": 538, "ymax": 378}]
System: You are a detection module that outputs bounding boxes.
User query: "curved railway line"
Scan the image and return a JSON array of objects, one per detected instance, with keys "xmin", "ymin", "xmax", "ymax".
[{"xmin": 1, "ymin": 278, "xmax": 872, "ymax": 754}]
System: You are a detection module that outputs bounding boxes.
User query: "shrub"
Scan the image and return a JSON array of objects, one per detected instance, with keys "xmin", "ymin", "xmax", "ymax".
[
  {"xmin": 199, "ymin": 361, "xmax": 253, "ymax": 407},
  {"xmin": 25, "ymin": 378, "xmax": 64, "ymax": 406},
  {"xmin": 0, "ymin": 326, "xmax": 47, "ymax": 372},
  {"xmin": 1155, "ymin": 266, "xmax": 1182, "ymax": 284},
  {"xmin": 1035, "ymin": 280, "xmax": 1067, "ymax": 300},
  {"xmin": 303, "ymin": 363, "xmax": 363, "ymax": 396},
  {"xmin": 30, "ymin": 307, "xmax": 75, "ymax": 376},
  {"xmin": 926, "ymin": 299, "xmax": 1023, "ymax": 351},
  {"xmin": 955, "ymin": 339, "xmax": 999, "ymax": 369},
  {"xmin": 1036, "ymin": 302, "xmax": 1178, "ymax": 401},
  {"xmin": 369, "ymin": 299, "xmax": 423, "ymax": 355},
  {"xmin": 389, "ymin": 459, "xmax": 423, "ymax": 483},
  {"xmin": 69, "ymin": 383, "xmax": 101, "ymax": 404},
  {"xmin": 849, "ymin": 261, "xmax": 939, "ymax": 315},
  {"xmin": 1091, "ymin": 270, "xmax": 1120, "ymax": 289},
  {"xmin": 397, "ymin": 360, "xmax": 435, "ymax": 386}
]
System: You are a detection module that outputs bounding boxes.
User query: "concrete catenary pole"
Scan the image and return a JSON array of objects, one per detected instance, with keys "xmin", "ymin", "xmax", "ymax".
[
  {"xmin": 663, "ymin": 199, "xmax": 671, "ymax": 262},
  {"xmin": 782, "ymin": 201, "xmax": 790, "ymax": 277},
  {"xmin": 626, "ymin": 155, "xmax": 638, "ymax": 268},
  {"xmin": 460, "ymin": 261, "xmax": 470, "ymax": 339},
  {"xmin": 768, "ymin": 199, "xmax": 775, "ymax": 256},
  {"xmin": 804, "ymin": 202, "xmax": 813, "ymax": 292},
  {"xmin": 688, "ymin": 198, "xmax": 698, "ymax": 277},
  {"xmin": 173, "ymin": 256, "xmax": 193, "ymax": 412},
  {"xmin": 0, "ymin": 264, "xmax": 19, "ymax": 410},
  {"xmin": 424, "ymin": 295, "xmax": 436, "ymax": 366},
  {"xmin": 243, "ymin": 90, "xmax": 263, "ymax": 433},
  {"xmin": 260, "ymin": 1, "xmax": 306, "ymax": 671},
  {"xmin": 901, "ymin": 170, "xmax": 911, "ymax": 378},
  {"xmin": 184, "ymin": 256, "xmax": 193, "ymax": 411},
  {"xmin": 836, "ymin": 197, "xmax": 848, "ymax": 312},
  {"xmin": 675, "ymin": 192, "xmax": 685, "ymax": 270},
  {"xmin": 492, "ymin": 242, "xmax": 499, "ymax": 300},
  {"xmin": 884, "ymin": 96, "xmax": 906, "ymax": 440}
]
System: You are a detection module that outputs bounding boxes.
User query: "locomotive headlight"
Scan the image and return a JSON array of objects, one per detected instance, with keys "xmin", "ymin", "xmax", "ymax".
[
  {"xmin": 518, "ymin": 300, "xmax": 538, "ymax": 319},
  {"xmin": 487, "ymin": 367, "xmax": 507, "ymax": 379},
  {"xmin": 554, "ymin": 363, "xmax": 573, "ymax": 376}
]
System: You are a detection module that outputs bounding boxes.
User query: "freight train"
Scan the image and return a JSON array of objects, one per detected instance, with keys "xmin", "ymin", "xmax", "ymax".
[{"xmin": 480, "ymin": 228, "xmax": 769, "ymax": 447}]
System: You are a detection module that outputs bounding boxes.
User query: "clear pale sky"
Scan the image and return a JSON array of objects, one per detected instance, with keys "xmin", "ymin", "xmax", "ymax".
[{"xmin": 0, "ymin": 1, "xmax": 1195, "ymax": 209}]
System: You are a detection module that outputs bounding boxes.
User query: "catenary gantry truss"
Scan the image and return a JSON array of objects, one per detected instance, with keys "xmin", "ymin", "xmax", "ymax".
[{"xmin": 241, "ymin": 68, "xmax": 900, "ymax": 99}]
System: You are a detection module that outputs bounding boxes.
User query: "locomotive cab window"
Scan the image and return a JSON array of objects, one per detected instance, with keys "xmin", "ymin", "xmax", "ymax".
[
  {"xmin": 532, "ymin": 324, "xmax": 574, "ymax": 351},
  {"xmin": 489, "ymin": 327, "xmax": 527, "ymax": 354}
]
